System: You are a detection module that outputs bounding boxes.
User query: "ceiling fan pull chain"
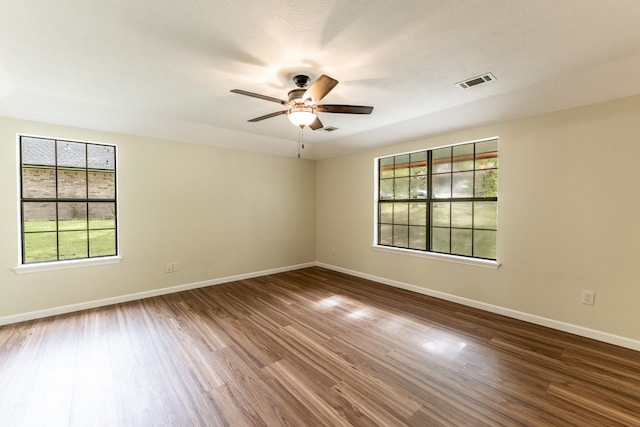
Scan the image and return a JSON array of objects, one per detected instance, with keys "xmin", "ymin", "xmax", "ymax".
[{"xmin": 297, "ymin": 125, "xmax": 306, "ymax": 159}]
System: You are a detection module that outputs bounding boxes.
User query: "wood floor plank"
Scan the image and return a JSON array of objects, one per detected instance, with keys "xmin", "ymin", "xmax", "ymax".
[
  {"xmin": 548, "ymin": 381, "xmax": 640, "ymax": 425},
  {"xmin": 69, "ymin": 309, "xmax": 118, "ymax": 427},
  {"xmin": 262, "ymin": 359, "xmax": 352, "ymax": 427},
  {"xmin": 1, "ymin": 266, "xmax": 639, "ymax": 426}
]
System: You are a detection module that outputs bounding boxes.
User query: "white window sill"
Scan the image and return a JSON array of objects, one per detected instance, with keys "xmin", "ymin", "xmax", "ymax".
[
  {"xmin": 371, "ymin": 245, "xmax": 500, "ymax": 269},
  {"xmin": 14, "ymin": 256, "xmax": 122, "ymax": 274}
]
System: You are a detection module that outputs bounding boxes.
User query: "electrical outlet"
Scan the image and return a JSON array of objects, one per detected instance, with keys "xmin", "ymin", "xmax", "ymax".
[
  {"xmin": 165, "ymin": 263, "xmax": 173, "ymax": 273},
  {"xmin": 581, "ymin": 290, "xmax": 595, "ymax": 306},
  {"xmin": 172, "ymin": 262, "xmax": 179, "ymax": 272}
]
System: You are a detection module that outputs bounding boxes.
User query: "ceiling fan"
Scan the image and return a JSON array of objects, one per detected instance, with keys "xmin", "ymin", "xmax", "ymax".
[{"xmin": 230, "ymin": 74, "xmax": 373, "ymax": 130}]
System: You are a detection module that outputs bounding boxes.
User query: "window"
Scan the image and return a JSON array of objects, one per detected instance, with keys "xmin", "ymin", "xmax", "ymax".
[
  {"xmin": 19, "ymin": 136, "xmax": 117, "ymax": 264},
  {"xmin": 377, "ymin": 138, "xmax": 498, "ymax": 260}
]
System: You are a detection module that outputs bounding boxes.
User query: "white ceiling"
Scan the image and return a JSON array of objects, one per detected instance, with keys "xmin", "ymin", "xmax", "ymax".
[{"xmin": 1, "ymin": 0, "xmax": 640, "ymax": 159}]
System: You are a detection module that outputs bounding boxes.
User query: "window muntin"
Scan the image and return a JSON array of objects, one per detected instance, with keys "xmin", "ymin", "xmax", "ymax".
[
  {"xmin": 19, "ymin": 136, "xmax": 117, "ymax": 264},
  {"xmin": 377, "ymin": 139, "xmax": 498, "ymax": 260}
]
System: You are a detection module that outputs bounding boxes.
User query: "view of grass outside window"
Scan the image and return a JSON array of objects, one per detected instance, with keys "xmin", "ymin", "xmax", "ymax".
[
  {"xmin": 20, "ymin": 136, "xmax": 117, "ymax": 264},
  {"xmin": 377, "ymin": 138, "xmax": 498, "ymax": 260}
]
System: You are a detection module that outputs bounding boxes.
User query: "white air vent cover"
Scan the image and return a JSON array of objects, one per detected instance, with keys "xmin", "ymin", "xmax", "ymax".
[{"xmin": 456, "ymin": 73, "xmax": 496, "ymax": 89}]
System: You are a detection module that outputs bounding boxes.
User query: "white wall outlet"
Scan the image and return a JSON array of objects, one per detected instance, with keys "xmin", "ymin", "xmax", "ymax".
[
  {"xmin": 165, "ymin": 263, "xmax": 173, "ymax": 273},
  {"xmin": 581, "ymin": 290, "xmax": 595, "ymax": 306},
  {"xmin": 172, "ymin": 262, "xmax": 179, "ymax": 272}
]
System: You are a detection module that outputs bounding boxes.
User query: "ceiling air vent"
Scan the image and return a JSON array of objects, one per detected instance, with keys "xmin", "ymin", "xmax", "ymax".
[
  {"xmin": 322, "ymin": 126, "xmax": 339, "ymax": 133},
  {"xmin": 456, "ymin": 73, "xmax": 496, "ymax": 89}
]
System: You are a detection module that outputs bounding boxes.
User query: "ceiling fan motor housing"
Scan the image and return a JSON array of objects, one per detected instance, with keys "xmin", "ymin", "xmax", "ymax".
[{"xmin": 288, "ymin": 88, "xmax": 306, "ymax": 103}]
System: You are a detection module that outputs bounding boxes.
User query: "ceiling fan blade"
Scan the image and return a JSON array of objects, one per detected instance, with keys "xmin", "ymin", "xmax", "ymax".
[
  {"xmin": 248, "ymin": 110, "xmax": 288, "ymax": 122},
  {"xmin": 317, "ymin": 104, "xmax": 374, "ymax": 114},
  {"xmin": 309, "ymin": 116, "xmax": 323, "ymax": 130},
  {"xmin": 302, "ymin": 75, "xmax": 338, "ymax": 103},
  {"xmin": 230, "ymin": 89, "xmax": 287, "ymax": 105}
]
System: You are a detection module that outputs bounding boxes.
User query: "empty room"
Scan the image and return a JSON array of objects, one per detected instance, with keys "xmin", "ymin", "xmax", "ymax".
[{"xmin": 1, "ymin": 1, "xmax": 640, "ymax": 425}]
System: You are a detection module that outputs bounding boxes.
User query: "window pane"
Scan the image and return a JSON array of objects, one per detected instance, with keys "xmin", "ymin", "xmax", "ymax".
[
  {"xmin": 379, "ymin": 202, "xmax": 393, "ymax": 223},
  {"xmin": 22, "ymin": 167, "xmax": 56, "ymax": 198},
  {"xmin": 89, "ymin": 202, "xmax": 116, "ymax": 229},
  {"xmin": 453, "ymin": 144, "xmax": 474, "ymax": 172},
  {"xmin": 24, "ymin": 232, "xmax": 57, "ymax": 263},
  {"xmin": 379, "ymin": 224, "xmax": 393, "ymax": 245},
  {"xmin": 57, "ymin": 141, "xmax": 86, "ymax": 168},
  {"xmin": 21, "ymin": 137, "xmax": 55, "ymax": 166},
  {"xmin": 58, "ymin": 169, "xmax": 87, "ymax": 198},
  {"xmin": 474, "ymin": 230, "xmax": 496, "ymax": 259},
  {"xmin": 393, "ymin": 203, "xmax": 409, "ymax": 225},
  {"xmin": 432, "ymin": 202, "xmax": 450, "ymax": 227},
  {"xmin": 476, "ymin": 140, "xmax": 498, "ymax": 169},
  {"xmin": 88, "ymin": 171, "xmax": 115, "ymax": 199},
  {"xmin": 452, "ymin": 171, "xmax": 473, "ymax": 198},
  {"xmin": 395, "ymin": 177, "xmax": 410, "ymax": 199},
  {"xmin": 432, "ymin": 147, "xmax": 451, "ymax": 173},
  {"xmin": 393, "ymin": 225, "xmax": 409, "ymax": 248},
  {"xmin": 380, "ymin": 157, "xmax": 394, "ymax": 179},
  {"xmin": 431, "ymin": 227, "xmax": 450, "ymax": 253},
  {"xmin": 474, "ymin": 201, "xmax": 497, "ymax": 230},
  {"xmin": 451, "ymin": 229, "xmax": 472, "ymax": 256},
  {"xmin": 380, "ymin": 179, "xmax": 394, "ymax": 199},
  {"xmin": 88, "ymin": 144, "xmax": 115, "ymax": 170},
  {"xmin": 409, "ymin": 202, "xmax": 427, "ymax": 226},
  {"xmin": 410, "ymin": 176, "xmax": 427, "ymax": 199},
  {"xmin": 409, "ymin": 226, "xmax": 427, "ymax": 250},
  {"xmin": 59, "ymin": 202, "xmax": 87, "ymax": 230},
  {"xmin": 451, "ymin": 202, "xmax": 473, "ymax": 228},
  {"xmin": 476, "ymin": 139, "xmax": 498, "ymax": 153},
  {"xmin": 394, "ymin": 154, "xmax": 410, "ymax": 177},
  {"xmin": 475, "ymin": 169, "xmax": 498, "ymax": 197},
  {"xmin": 476, "ymin": 154, "xmax": 498, "ymax": 170},
  {"xmin": 410, "ymin": 151, "xmax": 427, "ymax": 176},
  {"xmin": 23, "ymin": 202, "xmax": 56, "ymax": 232},
  {"xmin": 432, "ymin": 174, "xmax": 451, "ymax": 198},
  {"xmin": 89, "ymin": 229, "xmax": 116, "ymax": 257},
  {"xmin": 59, "ymin": 231, "xmax": 88, "ymax": 260},
  {"xmin": 476, "ymin": 139, "xmax": 498, "ymax": 154}
]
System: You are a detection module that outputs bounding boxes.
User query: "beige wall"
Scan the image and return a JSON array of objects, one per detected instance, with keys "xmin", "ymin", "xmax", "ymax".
[
  {"xmin": 0, "ymin": 117, "xmax": 316, "ymax": 318},
  {"xmin": 316, "ymin": 94, "xmax": 640, "ymax": 343},
  {"xmin": 2, "ymin": 94, "xmax": 640, "ymax": 346}
]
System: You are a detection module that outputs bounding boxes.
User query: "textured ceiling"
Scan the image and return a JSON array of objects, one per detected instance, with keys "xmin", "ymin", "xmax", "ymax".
[{"xmin": 1, "ymin": 0, "xmax": 640, "ymax": 159}]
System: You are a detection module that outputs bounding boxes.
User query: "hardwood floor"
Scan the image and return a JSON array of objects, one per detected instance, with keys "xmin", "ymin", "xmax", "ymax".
[{"xmin": 1, "ymin": 267, "xmax": 639, "ymax": 426}]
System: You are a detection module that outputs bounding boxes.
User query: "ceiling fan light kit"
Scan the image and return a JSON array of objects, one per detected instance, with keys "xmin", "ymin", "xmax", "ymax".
[
  {"xmin": 287, "ymin": 107, "xmax": 317, "ymax": 127},
  {"xmin": 230, "ymin": 74, "xmax": 374, "ymax": 131}
]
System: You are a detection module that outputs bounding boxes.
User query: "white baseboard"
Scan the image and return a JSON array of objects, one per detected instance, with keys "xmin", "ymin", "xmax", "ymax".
[
  {"xmin": 3, "ymin": 260, "xmax": 639, "ymax": 352},
  {"xmin": 316, "ymin": 262, "xmax": 640, "ymax": 352},
  {"xmin": 0, "ymin": 262, "xmax": 316, "ymax": 326}
]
